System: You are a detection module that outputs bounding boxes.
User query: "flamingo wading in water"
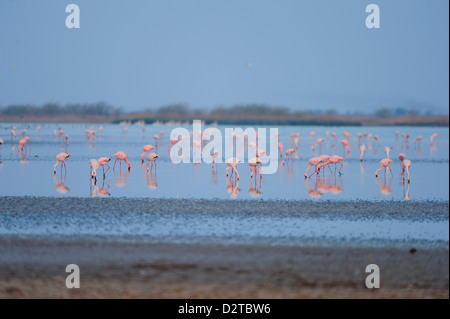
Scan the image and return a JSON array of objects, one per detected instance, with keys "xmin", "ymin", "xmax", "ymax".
[
  {"xmin": 146, "ymin": 153, "xmax": 159, "ymax": 172},
  {"xmin": 53, "ymin": 152, "xmax": 71, "ymax": 175},
  {"xmin": 113, "ymin": 151, "xmax": 131, "ymax": 171},
  {"xmin": 375, "ymin": 158, "xmax": 393, "ymax": 178},
  {"xmin": 141, "ymin": 145, "xmax": 155, "ymax": 163}
]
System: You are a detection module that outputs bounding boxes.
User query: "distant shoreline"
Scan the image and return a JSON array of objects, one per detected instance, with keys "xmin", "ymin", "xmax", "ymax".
[{"xmin": 0, "ymin": 114, "xmax": 448, "ymax": 126}]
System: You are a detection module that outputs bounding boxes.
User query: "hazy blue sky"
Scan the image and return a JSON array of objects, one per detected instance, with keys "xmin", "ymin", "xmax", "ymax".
[{"xmin": 0, "ymin": 0, "xmax": 448, "ymax": 113}]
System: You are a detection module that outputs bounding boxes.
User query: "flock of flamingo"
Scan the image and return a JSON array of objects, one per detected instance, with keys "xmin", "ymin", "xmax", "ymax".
[{"xmin": 1, "ymin": 125, "xmax": 441, "ymax": 198}]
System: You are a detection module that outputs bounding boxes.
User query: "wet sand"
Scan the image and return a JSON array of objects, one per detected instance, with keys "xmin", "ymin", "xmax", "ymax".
[{"xmin": 0, "ymin": 197, "xmax": 448, "ymax": 298}]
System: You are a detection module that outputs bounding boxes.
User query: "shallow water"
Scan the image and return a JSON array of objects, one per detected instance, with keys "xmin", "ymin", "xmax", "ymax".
[{"xmin": 0, "ymin": 123, "xmax": 448, "ymax": 201}]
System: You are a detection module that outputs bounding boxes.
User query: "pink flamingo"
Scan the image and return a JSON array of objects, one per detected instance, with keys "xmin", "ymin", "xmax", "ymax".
[
  {"xmin": 53, "ymin": 152, "xmax": 71, "ymax": 174},
  {"xmin": 249, "ymin": 157, "xmax": 262, "ymax": 178},
  {"xmin": 315, "ymin": 138, "xmax": 324, "ymax": 154},
  {"xmin": 359, "ymin": 145, "xmax": 366, "ymax": 161},
  {"xmin": 414, "ymin": 136, "xmax": 423, "ymax": 146},
  {"xmin": 317, "ymin": 155, "xmax": 332, "ymax": 175},
  {"xmin": 141, "ymin": 144, "xmax": 155, "ymax": 163},
  {"xmin": 430, "ymin": 133, "xmax": 438, "ymax": 145},
  {"xmin": 342, "ymin": 131, "xmax": 351, "ymax": 140},
  {"xmin": 375, "ymin": 158, "xmax": 393, "ymax": 178},
  {"xmin": 284, "ymin": 148, "xmax": 296, "ymax": 164},
  {"xmin": 98, "ymin": 157, "xmax": 111, "ymax": 178},
  {"xmin": 340, "ymin": 140, "xmax": 350, "ymax": 158},
  {"xmin": 318, "ymin": 155, "xmax": 345, "ymax": 176},
  {"xmin": 146, "ymin": 153, "xmax": 159, "ymax": 172},
  {"xmin": 113, "ymin": 151, "xmax": 131, "ymax": 171},
  {"xmin": 58, "ymin": 127, "xmax": 64, "ymax": 141},
  {"xmin": 384, "ymin": 146, "xmax": 391, "ymax": 159},
  {"xmin": 304, "ymin": 157, "xmax": 322, "ymax": 178},
  {"xmin": 398, "ymin": 153, "xmax": 411, "ymax": 182},
  {"xmin": 168, "ymin": 136, "xmax": 183, "ymax": 151},
  {"xmin": 89, "ymin": 159, "xmax": 100, "ymax": 180},
  {"xmin": 278, "ymin": 143, "xmax": 284, "ymax": 158},
  {"xmin": 212, "ymin": 152, "xmax": 219, "ymax": 167},
  {"xmin": 226, "ymin": 157, "xmax": 241, "ymax": 180}
]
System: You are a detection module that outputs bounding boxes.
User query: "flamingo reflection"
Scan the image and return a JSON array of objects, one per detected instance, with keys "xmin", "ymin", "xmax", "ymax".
[
  {"xmin": 248, "ymin": 176, "xmax": 262, "ymax": 198},
  {"xmin": 375, "ymin": 176, "xmax": 392, "ymax": 196},
  {"xmin": 114, "ymin": 170, "xmax": 130, "ymax": 188},
  {"xmin": 226, "ymin": 177, "xmax": 240, "ymax": 199},
  {"xmin": 90, "ymin": 179, "xmax": 111, "ymax": 197},
  {"xmin": 401, "ymin": 179, "xmax": 411, "ymax": 201},
  {"xmin": 304, "ymin": 178, "xmax": 323, "ymax": 199},
  {"xmin": 54, "ymin": 175, "xmax": 70, "ymax": 194}
]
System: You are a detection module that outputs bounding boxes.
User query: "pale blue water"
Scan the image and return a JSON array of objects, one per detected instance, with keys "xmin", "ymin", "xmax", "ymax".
[{"xmin": 0, "ymin": 123, "xmax": 448, "ymax": 201}]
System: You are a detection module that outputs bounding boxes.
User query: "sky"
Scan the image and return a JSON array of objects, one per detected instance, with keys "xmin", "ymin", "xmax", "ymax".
[{"xmin": 0, "ymin": 0, "xmax": 448, "ymax": 114}]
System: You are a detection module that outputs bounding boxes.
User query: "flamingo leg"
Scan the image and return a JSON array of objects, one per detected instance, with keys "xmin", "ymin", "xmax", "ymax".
[
  {"xmin": 338, "ymin": 163, "xmax": 344, "ymax": 175},
  {"xmin": 389, "ymin": 166, "xmax": 393, "ymax": 176},
  {"xmin": 328, "ymin": 164, "xmax": 333, "ymax": 175},
  {"xmin": 309, "ymin": 167, "xmax": 317, "ymax": 178},
  {"xmin": 113, "ymin": 159, "xmax": 118, "ymax": 170}
]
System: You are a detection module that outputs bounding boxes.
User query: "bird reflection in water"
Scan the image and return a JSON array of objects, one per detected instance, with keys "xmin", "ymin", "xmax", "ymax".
[
  {"xmin": 226, "ymin": 177, "xmax": 240, "ymax": 199},
  {"xmin": 90, "ymin": 179, "xmax": 110, "ymax": 197},
  {"xmin": 114, "ymin": 170, "xmax": 130, "ymax": 188},
  {"xmin": 304, "ymin": 176, "xmax": 344, "ymax": 198},
  {"xmin": 375, "ymin": 176, "xmax": 392, "ymax": 196},
  {"xmin": 401, "ymin": 179, "xmax": 411, "ymax": 201},
  {"xmin": 54, "ymin": 175, "xmax": 70, "ymax": 194},
  {"xmin": 248, "ymin": 176, "xmax": 262, "ymax": 198},
  {"xmin": 146, "ymin": 171, "xmax": 158, "ymax": 190},
  {"xmin": 304, "ymin": 178, "xmax": 323, "ymax": 199}
]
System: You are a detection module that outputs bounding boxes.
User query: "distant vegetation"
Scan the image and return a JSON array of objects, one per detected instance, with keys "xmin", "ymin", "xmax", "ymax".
[
  {"xmin": 0, "ymin": 102, "xmax": 122, "ymax": 116},
  {"xmin": 0, "ymin": 102, "xmax": 447, "ymax": 126}
]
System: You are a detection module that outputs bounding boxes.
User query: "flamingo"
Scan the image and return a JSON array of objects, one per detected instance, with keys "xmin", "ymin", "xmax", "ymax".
[
  {"xmin": 168, "ymin": 136, "xmax": 182, "ymax": 151},
  {"xmin": 375, "ymin": 158, "xmax": 393, "ymax": 177},
  {"xmin": 249, "ymin": 157, "xmax": 262, "ymax": 178},
  {"xmin": 360, "ymin": 145, "xmax": 366, "ymax": 161},
  {"xmin": 113, "ymin": 151, "xmax": 131, "ymax": 171},
  {"xmin": 58, "ymin": 127, "xmax": 64, "ymax": 141},
  {"xmin": 225, "ymin": 157, "xmax": 241, "ymax": 180},
  {"xmin": 384, "ymin": 146, "xmax": 391, "ymax": 159},
  {"xmin": 398, "ymin": 153, "xmax": 411, "ymax": 182},
  {"xmin": 342, "ymin": 131, "xmax": 350, "ymax": 140},
  {"xmin": 304, "ymin": 157, "xmax": 322, "ymax": 178},
  {"xmin": 141, "ymin": 144, "xmax": 155, "ymax": 163},
  {"xmin": 340, "ymin": 140, "xmax": 350, "ymax": 158},
  {"xmin": 53, "ymin": 152, "xmax": 71, "ymax": 174},
  {"xmin": 317, "ymin": 155, "xmax": 332, "ymax": 175},
  {"xmin": 212, "ymin": 152, "xmax": 219, "ymax": 167},
  {"xmin": 146, "ymin": 153, "xmax": 159, "ymax": 172},
  {"xmin": 414, "ymin": 136, "xmax": 423, "ymax": 146},
  {"xmin": 98, "ymin": 157, "xmax": 111, "ymax": 178},
  {"xmin": 318, "ymin": 155, "xmax": 345, "ymax": 176},
  {"xmin": 278, "ymin": 142, "xmax": 284, "ymax": 158},
  {"xmin": 315, "ymin": 138, "xmax": 324, "ymax": 154},
  {"xmin": 284, "ymin": 148, "xmax": 296, "ymax": 164},
  {"xmin": 430, "ymin": 133, "xmax": 438, "ymax": 145},
  {"xmin": 89, "ymin": 159, "xmax": 100, "ymax": 180}
]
